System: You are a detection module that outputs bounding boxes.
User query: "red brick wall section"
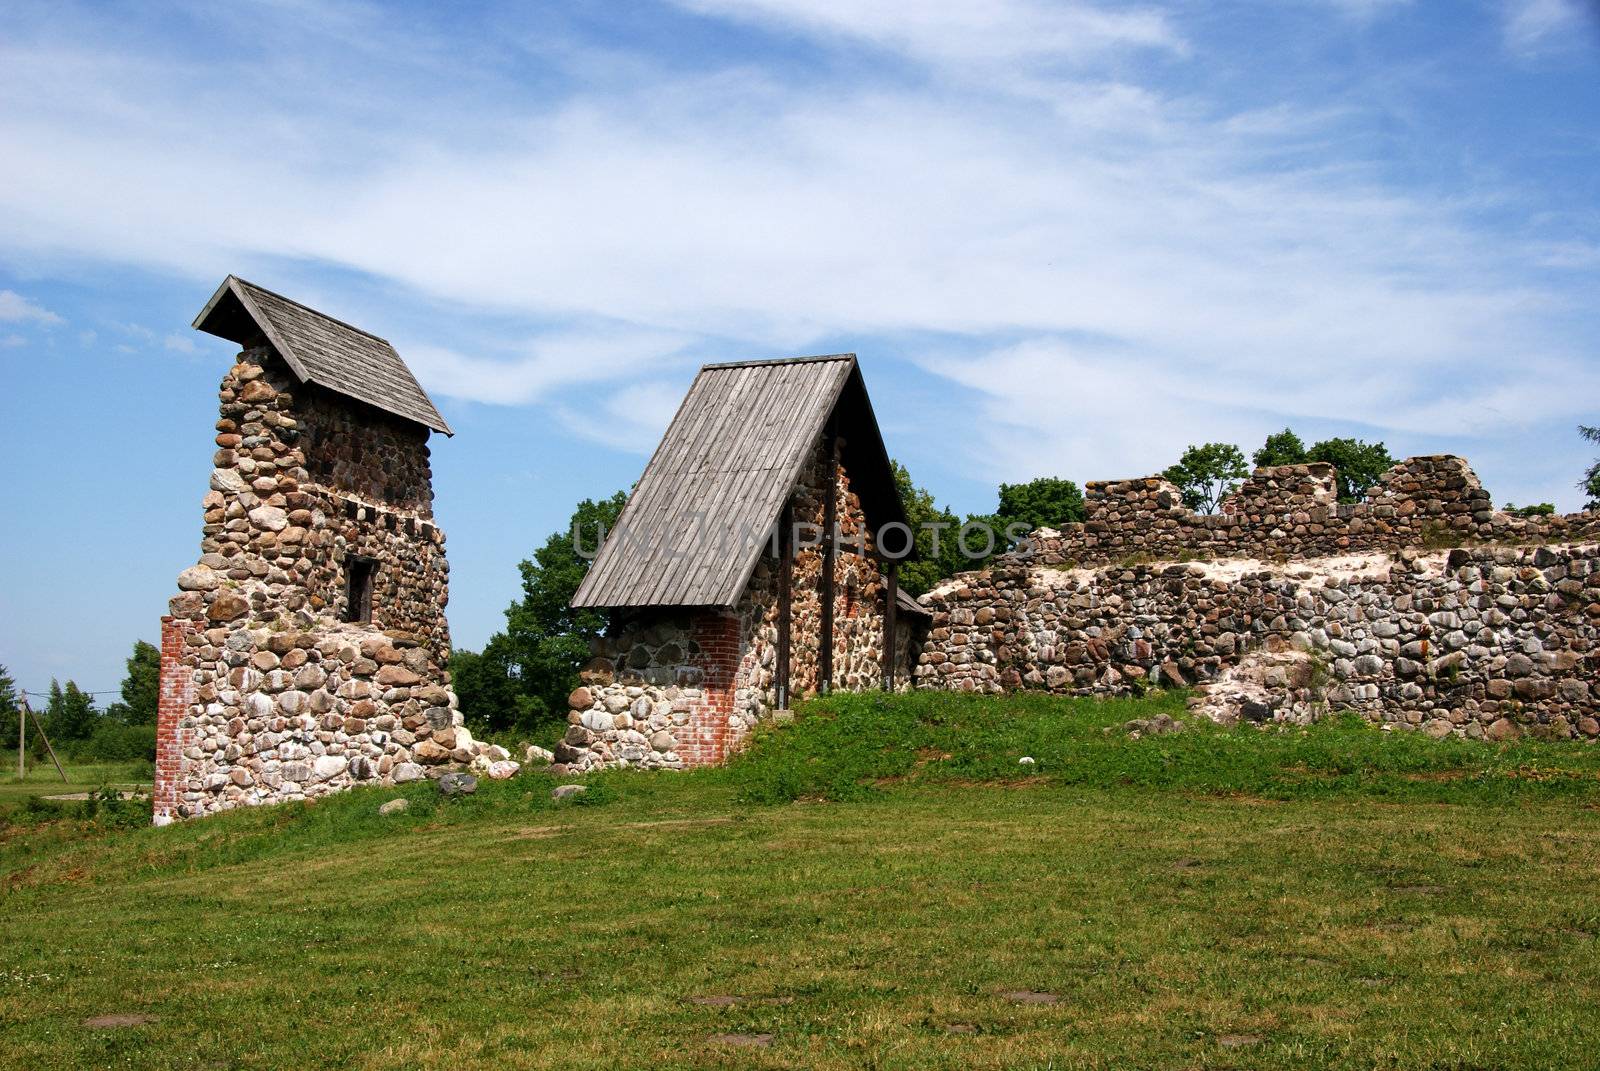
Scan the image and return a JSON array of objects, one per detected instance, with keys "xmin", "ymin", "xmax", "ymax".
[
  {"xmin": 677, "ymin": 612, "xmax": 741, "ymax": 767},
  {"xmin": 153, "ymin": 615, "xmax": 192, "ymax": 826}
]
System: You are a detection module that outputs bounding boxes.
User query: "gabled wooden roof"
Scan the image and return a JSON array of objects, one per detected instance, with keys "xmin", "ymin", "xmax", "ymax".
[
  {"xmin": 193, "ymin": 275, "xmax": 452, "ymax": 435},
  {"xmin": 573, "ymin": 354, "xmax": 908, "ymax": 610}
]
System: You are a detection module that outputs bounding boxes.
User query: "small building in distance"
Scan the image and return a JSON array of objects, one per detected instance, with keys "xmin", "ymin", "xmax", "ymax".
[
  {"xmin": 155, "ymin": 276, "xmax": 493, "ymax": 822},
  {"xmin": 568, "ymin": 354, "xmax": 928, "ymax": 771}
]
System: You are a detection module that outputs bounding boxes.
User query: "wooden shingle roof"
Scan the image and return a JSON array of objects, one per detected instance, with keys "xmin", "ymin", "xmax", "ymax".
[
  {"xmin": 193, "ymin": 275, "xmax": 452, "ymax": 435},
  {"xmin": 573, "ymin": 354, "xmax": 908, "ymax": 610}
]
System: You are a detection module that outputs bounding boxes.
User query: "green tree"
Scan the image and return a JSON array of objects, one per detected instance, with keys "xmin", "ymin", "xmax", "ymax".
[
  {"xmin": 994, "ymin": 477, "xmax": 1086, "ymax": 534},
  {"xmin": 892, "ymin": 460, "xmax": 968, "ymax": 596},
  {"xmin": 46, "ymin": 679, "xmax": 99, "ymax": 743},
  {"xmin": 0, "ymin": 664, "xmax": 18, "ymax": 752},
  {"xmin": 104, "ymin": 640, "xmax": 160, "ymax": 725},
  {"xmin": 448, "ymin": 636, "xmax": 526, "ymax": 732},
  {"xmin": 1306, "ymin": 437, "xmax": 1395, "ymax": 503},
  {"xmin": 1252, "ymin": 428, "xmax": 1308, "ymax": 468},
  {"xmin": 1581, "ymin": 425, "xmax": 1600, "ymax": 511},
  {"xmin": 1163, "ymin": 442, "xmax": 1250, "ymax": 514},
  {"xmin": 453, "ymin": 491, "xmax": 627, "ymax": 734}
]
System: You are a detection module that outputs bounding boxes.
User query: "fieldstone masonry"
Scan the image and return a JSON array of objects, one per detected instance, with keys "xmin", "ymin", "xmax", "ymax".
[
  {"xmin": 562, "ymin": 434, "xmax": 917, "ymax": 772},
  {"xmin": 917, "ymin": 456, "xmax": 1600, "ymax": 739},
  {"xmin": 153, "ymin": 344, "xmax": 489, "ymax": 822},
  {"xmin": 1028, "ymin": 457, "xmax": 1600, "ymax": 568}
]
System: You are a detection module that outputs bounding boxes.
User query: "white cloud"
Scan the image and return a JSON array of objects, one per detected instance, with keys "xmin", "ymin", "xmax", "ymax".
[
  {"xmin": 557, "ymin": 380, "xmax": 687, "ymax": 454},
  {"xmin": 113, "ymin": 322, "xmax": 156, "ymax": 342},
  {"xmin": 164, "ymin": 332, "xmax": 198, "ymax": 354},
  {"xmin": 668, "ymin": 0, "xmax": 1184, "ymax": 67},
  {"xmin": 0, "ymin": 289, "xmax": 62, "ymax": 325},
  {"xmin": 1502, "ymin": 0, "xmax": 1593, "ymax": 55},
  {"xmin": 400, "ymin": 325, "xmax": 695, "ymax": 407},
  {"xmin": 0, "ymin": 0, "xmax": 1593, "ymax": 504}
]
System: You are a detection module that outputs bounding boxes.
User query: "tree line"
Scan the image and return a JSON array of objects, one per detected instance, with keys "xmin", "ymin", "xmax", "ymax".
[{"xmin": 0, "ymin": 642, "xmax": 160, "ymax": 766}]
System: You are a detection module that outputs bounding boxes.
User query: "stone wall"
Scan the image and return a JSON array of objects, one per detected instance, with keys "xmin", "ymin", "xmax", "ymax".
[
  {"xmin": 154, "ymin": 347, "xmax": 482, "ymax": 823},
  {"xmin": 562, "ymin": 433, "xmax": 919, "ymax": 772},
  {"xmin": 1027, "ymin": 456, "xmax": 1600, "ymax": 569},
  {"xmin": 915, "ymin": 543, "xmax": 1600, "ymax": 739}
]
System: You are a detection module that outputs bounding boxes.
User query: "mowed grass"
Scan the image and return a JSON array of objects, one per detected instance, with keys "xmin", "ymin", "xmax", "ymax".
[
  {"xmin": 0, "ymin": 753, "xmax": 151, "ymax": 803},
  {"xmin": 4, "ymin": 693, "xmax": 1600, "ymax": 1069}
]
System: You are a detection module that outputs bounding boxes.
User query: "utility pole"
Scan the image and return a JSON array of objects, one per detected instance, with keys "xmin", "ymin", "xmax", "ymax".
[
  {"xmin": 15, "ymin": 694, "xmax": 23, "ymax": 779},
  {"xmin": 21, "ymin": 696, "xmax": 67, "ymax": 783}
]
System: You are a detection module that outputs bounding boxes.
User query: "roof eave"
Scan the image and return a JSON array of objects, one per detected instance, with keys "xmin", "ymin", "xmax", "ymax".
[{"xmin": 192, "ymin": 275, "xmax": 314, "ymax": 384}]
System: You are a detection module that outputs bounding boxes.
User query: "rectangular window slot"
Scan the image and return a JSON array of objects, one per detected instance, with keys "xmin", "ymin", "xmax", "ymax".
[{"xmin": 344, "ymin": 557, "xmax": 376, "ymax": 624}]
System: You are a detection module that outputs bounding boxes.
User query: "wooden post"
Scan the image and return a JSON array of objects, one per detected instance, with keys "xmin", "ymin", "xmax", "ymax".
[
  {"xmin": 22, "ymin": 697, "xmax": 67, "ymax": 783},
  {"xmin": 883, "ymin": 558, "xmax": 898, "ymax": 691},
  {"xmin": 776, "ymin": 504, "xmax": 792, "ymax": 710},
  {"xmin": 15, "ymin": 694, "xmax": 23, "ymax": 779},
  {"xmin": 819, "ymin": 424, "xmax": 837, "ymax": 694}
]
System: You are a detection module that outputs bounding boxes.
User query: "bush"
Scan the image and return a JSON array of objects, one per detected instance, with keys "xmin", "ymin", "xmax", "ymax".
[{"xmin": 72, "ymin": 722, "xmax": 156, "ymax": 763}]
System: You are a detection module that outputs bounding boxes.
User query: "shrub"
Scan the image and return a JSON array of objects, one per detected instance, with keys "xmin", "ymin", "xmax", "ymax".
[{"xmin": 73, "ymin": 722, "xmax": 156, "ymax": 763}]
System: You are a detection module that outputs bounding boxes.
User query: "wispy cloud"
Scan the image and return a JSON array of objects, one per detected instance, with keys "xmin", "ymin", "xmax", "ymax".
[
  {"xmin": 1502, "ymin": 0, "xmax": 1596, "ymax": 55},
  {"xmin": 0, "ymin": 289, "xmax": 62, "ymax": 325},
  {"xmin": 556, "ymin": 380, "xmax": 686, "ymax": 454},
  {"xmin": 0, "ymin": 0, "xmax": 1594, "ymax": 502},
  {"xmin": 668, "ymin": 0, "xmax": 1185, "ymax": 68},
  {"xmin": 401, "ymin": 325, "xmax": 695, "ymax": 407}
]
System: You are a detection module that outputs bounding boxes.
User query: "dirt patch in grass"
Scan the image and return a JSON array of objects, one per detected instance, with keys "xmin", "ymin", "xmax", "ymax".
[
  {"xmin": 82, "ymin": 1014, "xmax": 157, "ymax": 1028},
  {"xmin": 1218, "ymin": 1033, "xmax": 1264, "ymax": 1048},
  {"xmin": 1000, "ymin": 990, "xmax": 1060, "ymax": 1005}
]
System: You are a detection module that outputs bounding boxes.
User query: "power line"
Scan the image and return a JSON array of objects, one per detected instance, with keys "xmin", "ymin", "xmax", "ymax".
[{"xmin": 22, "ymin": 688, "xmax": 122, "ymax": 697}]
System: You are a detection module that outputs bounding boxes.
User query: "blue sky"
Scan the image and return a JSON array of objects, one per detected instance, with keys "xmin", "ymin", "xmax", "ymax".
[{"xmin": 2, "ymin": 0, "xmax": 1597, "ymax": 698}]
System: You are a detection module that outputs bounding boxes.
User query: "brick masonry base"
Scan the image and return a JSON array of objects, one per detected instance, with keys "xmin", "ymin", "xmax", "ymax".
[
  {"xmin": 676, "ymin": 612, "xmax": 741, "ymax": 767},
  {"xmin": 153, "ymin": 615, "xmax": 191, "ymax": 826}
]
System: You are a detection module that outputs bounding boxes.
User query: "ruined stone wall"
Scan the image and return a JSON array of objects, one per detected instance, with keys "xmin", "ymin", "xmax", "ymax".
[
  {"xmin": 155, "ymin": 347, "xmax": 480, "ymax": 823},
  {"xmin": 1028, "ymin": 456, "xmax": 1600, "ymax": 569},
  {"xmin": 561, "ymin": 434, "xmax": 917, "ymax": 772},
  {"xmin": 916, "ymin": 543, "xmax": 1600, "ymax": 739}
]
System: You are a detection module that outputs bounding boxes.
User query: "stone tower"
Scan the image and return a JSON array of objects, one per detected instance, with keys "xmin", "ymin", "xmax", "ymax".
[{"xmin": 154, "ymin": 276, "xmax": 482, "ymax": 822}]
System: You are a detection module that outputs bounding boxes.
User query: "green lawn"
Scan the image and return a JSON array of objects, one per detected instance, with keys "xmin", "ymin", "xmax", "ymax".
[
  {"xmin": 0, "ymin": 752, "xmax": 151, "ymax": 803},
  {"xmin": 3, "ymin": 694, "xmax": 1600, "ymax": 1069}
]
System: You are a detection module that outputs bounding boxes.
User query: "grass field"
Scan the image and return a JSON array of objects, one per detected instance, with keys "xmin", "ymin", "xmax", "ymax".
[
  {"xmin": 0, "ymin": 752, "xmax": 151, "ymax": 804},
  {"xmin": 4, "ymin": 693, "xmax": 1600, "ymax": 1069}
]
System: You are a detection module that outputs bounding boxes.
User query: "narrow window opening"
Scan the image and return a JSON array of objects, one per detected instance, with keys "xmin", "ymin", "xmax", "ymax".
[{"xmin": 344, "ymin": 557, "xmax": 376, "ymax": 624}]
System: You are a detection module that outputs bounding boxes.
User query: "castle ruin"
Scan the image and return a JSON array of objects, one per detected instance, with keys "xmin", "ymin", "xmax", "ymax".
[{"xmin": 916, "ymin": 458, "xmax": 1600, "ymax": 738}]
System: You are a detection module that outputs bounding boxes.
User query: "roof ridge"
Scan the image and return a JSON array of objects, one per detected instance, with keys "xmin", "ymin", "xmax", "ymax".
[
  {"xmin": 700, "ymin": 353, "xmax": 856, "ymax": 371},
  {"xmin": 195, "ymin": 275, "xmax": 452, "ymax": 435},
  {"xmin": 229, "ymin": 275, "xmax": 393, "ymax": 346}
]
